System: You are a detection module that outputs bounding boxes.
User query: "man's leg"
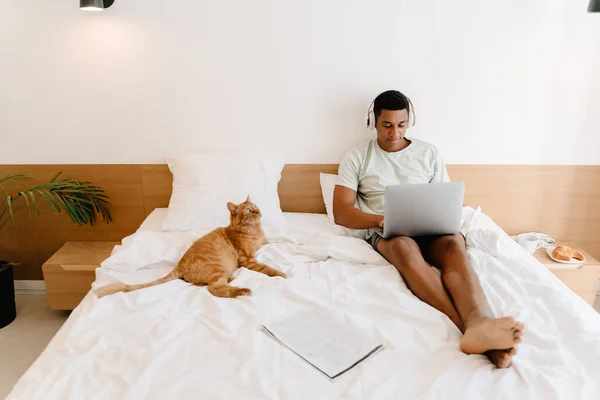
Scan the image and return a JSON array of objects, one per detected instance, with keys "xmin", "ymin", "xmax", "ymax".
[
  {"xmin": 423, "ymin": 234, "xmax": 487, "ymax": 327},
  {"xmin": 425, "ymin": 234, "xmax": 524, "ymax": 360},
  {"xmin": 378, "ymin": 234, "xmax": 522, "ymax": 368},
  {"xmin": 377, "ymin": 236, "xmax": 465, "ymax": 332}
]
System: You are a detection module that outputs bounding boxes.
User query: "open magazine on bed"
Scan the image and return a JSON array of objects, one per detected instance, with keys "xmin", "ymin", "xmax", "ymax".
[{"xmin": 262, "ymin": 308, "xmax": 384, "ymax": 380}]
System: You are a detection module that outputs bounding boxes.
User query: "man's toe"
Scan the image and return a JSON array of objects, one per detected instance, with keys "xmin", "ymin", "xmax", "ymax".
[
  {"xmin": 514, "ymin": 336, "xmax": 522, "ymax": 344},
  {"xmin": 514, "ymin": 330, "xmax": 523, "ymax": 338},
  {"xmin": 513, "ymin": 321, "xmax": 524, "ymax": 331}
]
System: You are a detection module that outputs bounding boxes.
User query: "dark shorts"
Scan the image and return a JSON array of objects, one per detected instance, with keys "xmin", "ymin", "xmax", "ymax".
[{"xmin": 367, "ymin": 231, "xmax": 465, "ymax": 257}]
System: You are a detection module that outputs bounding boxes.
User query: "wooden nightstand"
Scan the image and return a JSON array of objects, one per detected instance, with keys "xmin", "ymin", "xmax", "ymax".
[
  {"xmin": 42, "ymin": 241, "xmax": 119, "ymax": 311},
  {"xmin": 533, "ymin": 246, "xmax": 600, "ymax": 306}
]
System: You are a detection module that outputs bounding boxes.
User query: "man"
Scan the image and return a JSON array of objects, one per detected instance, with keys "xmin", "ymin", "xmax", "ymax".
[{"xmin": 333, "ymin": 90, "xmax": 524, "ymax": 368}]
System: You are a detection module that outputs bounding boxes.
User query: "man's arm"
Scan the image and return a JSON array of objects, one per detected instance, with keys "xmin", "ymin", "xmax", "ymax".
[
  {"xmin": 430, "ymin": 147, "xmax": 450, "ymax": 183},
  {"xmin": 333, "ymin": 185, "xmax": 383, "ymax": 229}
]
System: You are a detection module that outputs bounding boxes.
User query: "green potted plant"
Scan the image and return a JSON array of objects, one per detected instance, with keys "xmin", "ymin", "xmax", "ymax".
[{"xmin": 0, "ymin": 172, "xmax": 112, "ymax": 329}]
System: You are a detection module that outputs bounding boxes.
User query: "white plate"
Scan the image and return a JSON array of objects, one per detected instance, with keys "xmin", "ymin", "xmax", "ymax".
[{"xmin": 546, "ymin": 246, "xmax": 586, "ymax": 265}]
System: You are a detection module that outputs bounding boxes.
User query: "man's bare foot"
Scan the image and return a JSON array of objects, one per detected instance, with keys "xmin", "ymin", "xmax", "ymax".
[
  {"xmin": 485, "ymin": 321, "xmax": 524, "ymax": 368},
  {"xmin": 486, "ymin": 347, "xmax": 517, "ymax": 368},
  {"xmin": 460, "ymin": 316, "xmax": 522, "ymax": 355}
]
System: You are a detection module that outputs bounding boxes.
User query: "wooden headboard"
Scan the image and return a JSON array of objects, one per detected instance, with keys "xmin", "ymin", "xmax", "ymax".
[{"xmin": 1, "ymin": 163, "xmax": 599, "ymax": 279}]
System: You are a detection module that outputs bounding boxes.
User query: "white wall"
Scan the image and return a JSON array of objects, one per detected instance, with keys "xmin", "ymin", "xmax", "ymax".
[{"xmin": 1, "ymin": 0, "xmax": 599, "ymax": 165}]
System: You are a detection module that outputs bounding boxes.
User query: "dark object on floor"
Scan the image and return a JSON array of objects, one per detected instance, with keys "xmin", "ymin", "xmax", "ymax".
[{"xmin": 0, "ymin": 262, "xmax": 17, "ymax": 329}]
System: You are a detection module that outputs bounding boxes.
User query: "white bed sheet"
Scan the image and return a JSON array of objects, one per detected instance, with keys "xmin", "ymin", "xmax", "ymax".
[
  {"xmin": 137, "ymin": 208, "xmax": 168, "ymax": 232},
  {"xmin": 8, "ymin": 208, "xmax": 600, "ymax": 399}
]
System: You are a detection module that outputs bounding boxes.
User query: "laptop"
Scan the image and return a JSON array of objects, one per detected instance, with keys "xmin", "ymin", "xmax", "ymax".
[{"xmin": 382, "ymin": 182, "xmax": 465, "ymax": 239}]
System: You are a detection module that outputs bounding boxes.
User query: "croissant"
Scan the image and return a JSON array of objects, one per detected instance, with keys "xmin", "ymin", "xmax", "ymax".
[{"xmin": 552, "ymin": 245, "xmax": 584, "ymax": 261}]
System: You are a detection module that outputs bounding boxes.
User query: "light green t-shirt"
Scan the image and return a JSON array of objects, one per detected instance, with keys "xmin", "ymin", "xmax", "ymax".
[{"xmin": 336, "ymin": 138, "xmax": 450, "ymax": 237}]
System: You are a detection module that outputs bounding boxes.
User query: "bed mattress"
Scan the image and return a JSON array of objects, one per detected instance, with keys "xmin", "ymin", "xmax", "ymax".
[{"xmin": 8, "ymin": 208, "xmax": 600, "ymax": 399}]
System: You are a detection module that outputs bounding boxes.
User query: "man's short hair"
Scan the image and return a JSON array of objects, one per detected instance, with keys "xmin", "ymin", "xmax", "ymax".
[{"xmin": 373, "ymin": 90, "xmax": 411, "ymax": 123}]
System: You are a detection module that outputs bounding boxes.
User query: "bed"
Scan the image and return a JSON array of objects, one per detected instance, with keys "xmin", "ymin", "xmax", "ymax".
[{"xmin": 8, "ymin": 203, "xmax": 600, "ymax": 399}]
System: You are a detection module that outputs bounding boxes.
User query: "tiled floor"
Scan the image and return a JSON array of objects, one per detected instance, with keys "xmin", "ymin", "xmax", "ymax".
[
  {"xmin": 1, "ymin": 294, "xmax": 599, "ymax": 398},
  {"xmin": 0, "ymin": 295, "xmax": 69, "ymax": 398}
]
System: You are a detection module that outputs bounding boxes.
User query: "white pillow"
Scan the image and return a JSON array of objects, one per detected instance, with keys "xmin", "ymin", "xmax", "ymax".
[
  {"xmin": 264, "ymin": 212, "xmax": 336, "ymax": 244},
  {"xmin": 319, "ymin": 173, "xmax": 367, "ymax": 239},
  {"xmin": 162, "ymin": 151, "xmax": 285, "ymax": 232}
]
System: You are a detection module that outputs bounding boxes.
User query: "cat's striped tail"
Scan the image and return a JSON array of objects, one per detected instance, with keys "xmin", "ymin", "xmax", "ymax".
[
  {"xmin": 95, "ymin": 269, "xmax": 182, "ymax": 298},
  {"xmin": 207, "ymin": 283, "xmax": 252, "ymax": 298}
]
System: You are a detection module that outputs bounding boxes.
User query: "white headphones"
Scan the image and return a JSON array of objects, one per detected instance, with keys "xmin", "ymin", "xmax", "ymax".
[{"xmin": 366, "ymin": 95, "xmax": 416, "ymax": 129}]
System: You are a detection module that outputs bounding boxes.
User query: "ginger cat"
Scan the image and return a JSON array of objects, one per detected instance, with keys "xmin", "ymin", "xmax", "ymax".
[{"xmin": 96, "ymin": 196, "xmax": 286, "ymax": 299}]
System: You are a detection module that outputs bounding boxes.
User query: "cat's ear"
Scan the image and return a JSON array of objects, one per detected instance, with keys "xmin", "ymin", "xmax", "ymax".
[
  {"xmin": 245, "ymin": 195, "xmax": 252, "ymax": 203},
  {"xmin": 227, "ymin": 202, "xmax": 237, "ymax": 216}
]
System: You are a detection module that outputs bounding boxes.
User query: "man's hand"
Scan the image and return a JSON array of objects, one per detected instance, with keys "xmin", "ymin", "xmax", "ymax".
[{"xmin": 334, "ymin": 186, "xmax": 385, "ymax": 230}]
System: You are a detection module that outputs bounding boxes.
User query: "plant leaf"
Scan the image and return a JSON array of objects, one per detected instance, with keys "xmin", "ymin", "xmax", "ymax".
[
  {"xmin": 28, "ymin": 191, "xmax": 40, "ymax": 216},
  {"xmin": 19, "ymin": 192, "xmax": 31, "ymax": 217},
  {"xmin": 38, "ymin": 190, "xmax": 61, "ymax": 214},
  {"xmin": 0, "ymin": 173, "xmax": 33, "ymax": 184},
  {"xmin": 57, "ymin": 194, "xmax": 87, "ymax": 225},
  {"xmin": 49, "ymin": 172, "xmax": 62, "ymax": 183},
  {"xmin": 7, "ymin": 195, "xmax": 14, "ymax": 219},
  {"xmin": 61, "ymin": 195, "xmax": 95, "ymax": 206},
  {"xmin": 0, "ymin": 173, "xmax": 113, "ymax": 231},
  {"xmin": 0, "ymin": 173, "xmax": 33, "ymax": 196},
  {"xmin": 54, "ymin": 194, "xmax": 78, "ymax": 224}
]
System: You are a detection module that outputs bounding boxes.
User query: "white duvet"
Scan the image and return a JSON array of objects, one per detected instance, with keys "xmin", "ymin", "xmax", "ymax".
[{"xmin": 8, "ymin": 208, "xmax": 600, "ymax": 400}]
